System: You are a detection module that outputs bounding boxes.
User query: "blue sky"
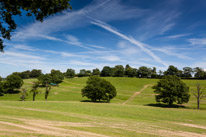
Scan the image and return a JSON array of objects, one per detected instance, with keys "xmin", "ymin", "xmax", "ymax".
[{"xmin": 1, "ymin": 0, "xmax": 206, "ymax": 77}]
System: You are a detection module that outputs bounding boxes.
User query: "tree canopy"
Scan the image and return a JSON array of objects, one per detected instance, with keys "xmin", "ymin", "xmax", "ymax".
[
  {"xmin": 101, "ymin": 66, "xmax": 113, "ymax": 77},
  {"xmin": 82, "ymin": 76, "xmax": 116, "ymax": 102},
  {"xmin": 0, "ymin": 0, "xmax": 72, "ymax": 51},
  {"xmin": 153, "ymin": 75, "xmax": 190, "ymax": 105},
  {"xmin": 4, "ymin": 74, "xmax": 23, "ymax": 93},
  {"xmin": 65, "ymin": 68, "xmax": 75, "ymax": 78}
]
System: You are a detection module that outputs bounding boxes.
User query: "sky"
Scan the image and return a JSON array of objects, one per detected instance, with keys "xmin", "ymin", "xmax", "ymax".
[{"xmin": 1, "ymin": 0, "xmax": 206, "ymax": 77}]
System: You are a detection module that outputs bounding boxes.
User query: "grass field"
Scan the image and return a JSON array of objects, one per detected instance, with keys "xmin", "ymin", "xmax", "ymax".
[{"xmin": 0, "ymin": 77, "xmax": 206, "ymax": 136}]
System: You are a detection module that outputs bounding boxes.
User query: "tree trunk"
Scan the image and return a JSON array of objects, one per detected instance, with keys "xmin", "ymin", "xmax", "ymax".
[
  {"xmin": 33, "ymin": 93, "xmax": 35, "ymax": 101},
  {"xmin": 197, "ymin": 98, "xmax": 200, "ymax": 110}
]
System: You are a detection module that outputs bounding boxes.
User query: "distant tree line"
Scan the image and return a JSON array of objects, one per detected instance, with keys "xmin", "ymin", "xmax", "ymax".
[
  {"xmin": 66, "ymin": 65, "xmax": 206, "ymax": 79},
  {"xmin": 1, "ymin": 65, "xmax": 206, "ymax": 81}
]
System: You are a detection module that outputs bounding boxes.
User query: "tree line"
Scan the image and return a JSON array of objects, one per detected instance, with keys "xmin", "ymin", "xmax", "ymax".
[{"xmin": 66, "ymin": 65, "xmax": 206, "ymax": 79}]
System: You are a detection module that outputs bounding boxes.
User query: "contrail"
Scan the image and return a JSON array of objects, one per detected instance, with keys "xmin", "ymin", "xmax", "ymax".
[{"xmin": 91, "ymin": 19, "xmax": 168, "ymax": 67}]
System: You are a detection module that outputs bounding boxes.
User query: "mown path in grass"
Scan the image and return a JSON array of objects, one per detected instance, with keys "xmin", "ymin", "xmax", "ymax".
[
  {"xmin": 122, "ymin": 84, "xmax": 153, "ymax": 105},
  {"xmin": 1, "ymin": 101, "xmax": 206, "ymax": 137}
]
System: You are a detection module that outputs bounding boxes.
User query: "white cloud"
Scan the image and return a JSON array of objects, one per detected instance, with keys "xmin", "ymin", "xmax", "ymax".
[
  {"xmin": 188, "ymin": 38, "xmax": 206, "ymax": 45},
  {"xmin": 98, "ymin": 55, "xmax": 120, "ymax": 61},
  {"xmin": 68, "ymin": 60, "xmax": 96, "ymax": 66},
  {"xmin": 66, "ymin": 35, "xmax": 82, "ymax": 46}
]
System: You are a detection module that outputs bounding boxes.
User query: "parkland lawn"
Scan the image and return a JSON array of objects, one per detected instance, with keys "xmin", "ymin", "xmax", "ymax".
[{"xmin": 0, "ymin": 77, "xmax": 206, "ymax": 136}]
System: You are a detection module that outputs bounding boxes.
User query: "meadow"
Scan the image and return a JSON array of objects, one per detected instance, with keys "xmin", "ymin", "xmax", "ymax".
[{"xmin": 0, "ymin": 77, "xmax": 206, "ymax": 136}]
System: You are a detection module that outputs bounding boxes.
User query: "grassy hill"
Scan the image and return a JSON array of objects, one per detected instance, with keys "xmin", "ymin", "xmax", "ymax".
[{"xmin": 0, "ymin": 77, "xmax": 206, "ymax": 136}]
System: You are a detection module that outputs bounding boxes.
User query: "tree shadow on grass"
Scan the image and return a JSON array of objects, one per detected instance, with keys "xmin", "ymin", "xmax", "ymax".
[
  {"xmin": 6, "ymin": 90, "xmax": 20, "ymax": 94},
  {"xmin": 80, "ymin": 100, "xmax": 110, "ymax": 103},
  {"xmin": 145, "ymin": 103, "xmax": 187, "ymax": 108}
]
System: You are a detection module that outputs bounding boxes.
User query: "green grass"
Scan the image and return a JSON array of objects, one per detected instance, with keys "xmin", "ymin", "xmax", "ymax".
[{"xmin": 0, "ymin": 77, "xmax": 206, "ymax": 136}]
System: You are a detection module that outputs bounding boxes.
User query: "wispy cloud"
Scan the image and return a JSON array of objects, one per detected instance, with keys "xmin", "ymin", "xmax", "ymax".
[
  {"xmin": 151, "ymin": 47, "xmax": 192, "ymax": 60},
  {"xmin": 135, "ymin": 0, "xmax": 181, "ymax": 40},
  {"xmin": 98, "ymin": 55, "xmax": 120, "ymax": 62},
  {"xmin": 164, "ymin": 33, "xmax": 191, "ymax": 39},
  {"xmin": 0, "ymin": 51, "xmax": 45, "ymax": 60},
  {"xmin": 188, "ymin": 38, "xmax": 206, "ymax": 45},
  {"xmin": 91, "ymin": 20, "xmax": 167, "ymax": 67},
  {"xmin": 12, "ymin": 0, "xmax": 146, "ymax": 42}
]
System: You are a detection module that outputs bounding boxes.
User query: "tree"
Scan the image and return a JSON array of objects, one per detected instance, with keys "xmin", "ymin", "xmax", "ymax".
[
  {"xmin": 0, "ymin": 76, "xmax": 2, "ymax": 81},
  {"xmin": 20, "ymin": 70, "xmax": 31, "ymax": 79},
  {"xmin": 153, "ymin": 75, "xmax": 190, "ymax": 106},
  {"xmin": 20, "ymin": 88, "xmax": 28, "ymax": 101},
  {"xmin": 50, "ymin": 69, "xmax": 64, "ymax": 83},
  {"xmin": 65, "ymin": 68, "xmax": 75, "ymax": 78},
  {"xmin": 30, "ymin": 81, "xmax": 39, "ymax": 101},
  {"xmin": 30, "ymin": 69, "xmax": 42, "ymax": 78},
  {"xmin": 182, "ymin": 67, "xmax": 193, "ymax": 78},
  {"xmin": 193, "ymin": 67, "xmax": 205, "ymax": 79},
  {"xmin": 0, "ymin": 82, "xmax": 4, "ymax": 96},
  {"xmin": 101, "ymin": 66, "xmax": 113, "ymax": 77},
  {"xmin": 164, "ymin": 65, "xmax": 179, "ymax": 76},
  {"xmin": 38, "ymin": 74, "xmax": 52, "ymax": 86},
  {"xmin": 113, "ymin": 65, "xmax": 124, "ymax": 77},
  {"xmin": 128, "ymin": 68, "xmax": 137, "ymax": 77},
  {"xmin": 45, "ymin": 84, "xmax": 51, "ymax": 101},
  {"xmin": 151, "ymin": 67, "xmax": 157, "ymax": 78},
  {"xmin": 78, "ymin": 69, "xmax": 87, "ymax": 77},
  {"xmin": 137, "ymin": 66, "xmax": 151, "ymax": 78},
  {"xmin": 158, "ymin": 70, "xmax": 163, "ymax": 78},
  {"xmin": 125, "ymin": 64, "xmax": 132, "ymax": 76},
  {"xmin": 86, "ymin": 70, "xmax": 92, "ymax": 76},
  {"xmin": 4, "ymin": 74, "xmax": 23, "ymax": 93},
  {"xmin": 0, "ymin": 0, "xmax": 72, "ymax": 51},
  {"xmin": 192, "ymin": 83, "xmax": 206, "ymax": 109},
  {"xmin": 92, "ymin": 68, "xmax": 100, "ymax": 76},
  {"xmin": 81, "ymin": 76, "xmax": 116, "ymax": 102}
]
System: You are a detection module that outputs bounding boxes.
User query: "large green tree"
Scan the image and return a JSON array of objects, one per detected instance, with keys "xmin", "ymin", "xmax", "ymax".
[
  {"xmin": 153, "ymin": 75, "xmax": 190, "ymax": 105},
  {"xmin": 4, "ymin": 74, "xmax": 23, "ymax": 93},
  {"xmin": 0, "ymin": 0, "xmax": 72, "ymax": 51},
  {"xmin": 82, "ymin": 76, "xmax": 116, "ymax": 102}
]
